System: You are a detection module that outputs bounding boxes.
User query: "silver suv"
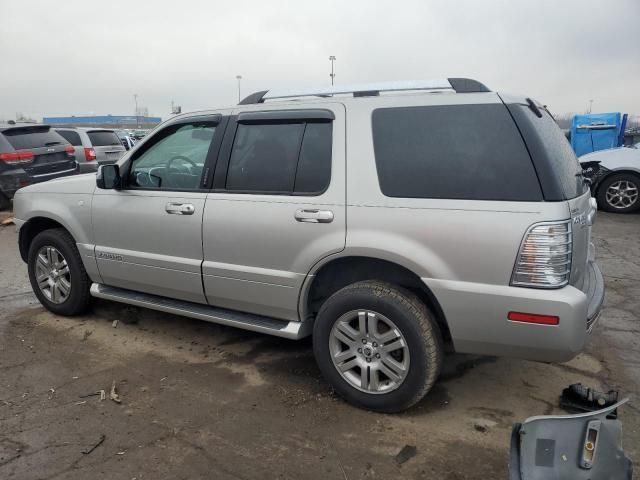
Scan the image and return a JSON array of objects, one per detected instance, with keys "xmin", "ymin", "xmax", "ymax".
[
  {"xmin": 55, "ymin": 127, "xmax": 125, "ymax": 173},
  {"xmin": 13, "ymin": 78, "xmax": 604, "ymax": 412}
]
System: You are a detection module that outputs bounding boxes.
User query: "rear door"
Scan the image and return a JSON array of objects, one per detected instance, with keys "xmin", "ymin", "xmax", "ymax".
[
  {"xmin": 86, "ymin": 130, "xmax": 126, "ymax": 164},
  {"xmin": 202, "ymin": 104, "xmax": 346, "ymax": 321},
  {"xmin": 2, "ymin": 125, "xmax": 76, "ymax": 178}
]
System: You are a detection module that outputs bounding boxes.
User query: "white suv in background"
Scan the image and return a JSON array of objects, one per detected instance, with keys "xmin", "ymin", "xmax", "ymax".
[{"xmin": 55, "ymin": 127, "xmax": 126, "ymax": 173}]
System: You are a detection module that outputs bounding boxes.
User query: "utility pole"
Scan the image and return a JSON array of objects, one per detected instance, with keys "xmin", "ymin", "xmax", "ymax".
[
  {"xmin": 589, "ymin": 99, "xmax": 594, "ymax": 114},
  {"xmin": 329, "ymin": 56, "xmax": 336, "ymax": 85},
  {"xmin": 134, "ymin": 93, "xmax": 139, "ymax": 128},
  {"xmin": 236, "ymin": 75, "xmax": 242, "ymax": 102}
]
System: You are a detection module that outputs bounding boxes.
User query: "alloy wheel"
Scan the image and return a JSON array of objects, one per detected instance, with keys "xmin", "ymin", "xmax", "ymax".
[
  {"xmin": 605, "ymin": 180, "xmax": 638, "ymax": 209},
  {"xmin": 35, "ymin": 246, "xmax": 72, "ymax": 304}
]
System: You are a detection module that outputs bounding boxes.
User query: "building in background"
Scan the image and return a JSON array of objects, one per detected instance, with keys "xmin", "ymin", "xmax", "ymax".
[{"xmin": 42, "ymin": 115, "xmax": 162, "ymax": 129}]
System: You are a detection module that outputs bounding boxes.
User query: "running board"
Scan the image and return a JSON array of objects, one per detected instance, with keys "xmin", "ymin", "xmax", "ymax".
[{"xmin": 90, "ymin": 283, "xmax": 312, "ymax": 340}]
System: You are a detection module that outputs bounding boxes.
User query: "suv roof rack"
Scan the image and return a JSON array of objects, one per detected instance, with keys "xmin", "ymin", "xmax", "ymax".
[{"xmin": 238, "ymin": 77, "xmax": 490, "ymax": 105}]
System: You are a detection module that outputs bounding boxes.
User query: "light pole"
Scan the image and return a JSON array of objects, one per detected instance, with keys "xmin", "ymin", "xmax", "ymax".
[
  {"xmin": 329, "ymin": 56, "xmax": 336, "ymax": 86},
  {"xmin": 589, "ymin": 99, "xmax": 594, "ymax": 114},
  {"xmin": 133, "ymin": 93, "xmax": 139, "ymax": 128},
  {"xmin": 236, "ymin": 75, "xmax": 242, "ymax": 102}
]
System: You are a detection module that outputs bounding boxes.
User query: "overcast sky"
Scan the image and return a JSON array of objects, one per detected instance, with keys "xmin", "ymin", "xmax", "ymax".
[{"xmin": 1, "ymin": 0, "xmax": 638, "ymax": 121}]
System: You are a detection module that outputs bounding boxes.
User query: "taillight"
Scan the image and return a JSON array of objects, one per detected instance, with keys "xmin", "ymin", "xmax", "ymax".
[
  {"xmin": 84, "ymin": 148, "xmax": 97, "ymax": 161},
  {"xmin": 65, "ymin": 145, "xmax": 75, "ymax": 156},
  {"xmin": 511, "ymin": 221, "xmax": 572, "ymax": 288},
  {"xmin": 0, "ymin": 150, "xmax": 33, "ymax": 164}
]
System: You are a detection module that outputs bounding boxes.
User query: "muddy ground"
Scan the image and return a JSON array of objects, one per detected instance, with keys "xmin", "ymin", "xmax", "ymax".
[{"xmin": 1, "ymin": 210, "xmax": 639, "ymax": 479}]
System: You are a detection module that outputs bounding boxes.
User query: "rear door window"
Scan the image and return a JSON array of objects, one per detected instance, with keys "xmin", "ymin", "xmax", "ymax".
[
  {"xmin": 56, "ymin": 130, "xmax": 82, "ymax": 146},
  {"xmin": 87, "ymin": 131, "xmax": 122, "ymax": 147},
  {"xmin": 225, "ymin": 120, "xmax": 332, "ymax": 194},
  {"xmin": 3, "ymin": 127, "xmax": 68, "ymax": 149},
  {"xmin": 371, "ymin": 104, "xmax": 543, "ymax": 201}
]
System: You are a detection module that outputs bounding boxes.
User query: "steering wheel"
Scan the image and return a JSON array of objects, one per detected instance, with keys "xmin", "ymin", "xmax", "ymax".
[{"xmin": 166, "ymin": 155, "xmax": 196, "ymax": 172}]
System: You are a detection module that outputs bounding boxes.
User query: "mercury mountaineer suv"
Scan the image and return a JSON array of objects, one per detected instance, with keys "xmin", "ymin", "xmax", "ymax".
[{"xmin": 13, "ymin": 78, "xmax": 604, "ymax": 412}]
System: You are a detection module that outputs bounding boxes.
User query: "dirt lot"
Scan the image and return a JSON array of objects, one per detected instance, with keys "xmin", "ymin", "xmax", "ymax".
[{"xmin": 1, "ymin": 210, "xmax": 639, "ymax": 479}]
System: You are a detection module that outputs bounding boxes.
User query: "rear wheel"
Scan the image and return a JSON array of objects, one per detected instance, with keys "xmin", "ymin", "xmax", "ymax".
[
  {"xmin": 27, "ymin": 228, "xmax": 91, "ymax": 316},
  {"xmin": 313, "ymin": 281, "xmax": 443, "ymax": 412},
  {"xmin": 597, "ymin": 173, "xmax": 640, "ymax": 213}
]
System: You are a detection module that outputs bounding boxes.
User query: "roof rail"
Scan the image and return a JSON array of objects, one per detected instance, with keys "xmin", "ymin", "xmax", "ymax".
[{"xmin": 238, "ymin": 77, "xmax": 490, "ymax": 105}]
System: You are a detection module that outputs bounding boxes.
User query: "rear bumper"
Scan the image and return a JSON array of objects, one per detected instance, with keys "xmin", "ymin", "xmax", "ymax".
[
  {"xmin": 424, "ymin": 261, "xmax": 604, "ymax": 363},
  {"xmin": 1, "ymin": 164, "xmax": 79, "ymax": 198},
  {"xmin": 77, "ymin": 161, "xmax": 98, "ymax": 173}
]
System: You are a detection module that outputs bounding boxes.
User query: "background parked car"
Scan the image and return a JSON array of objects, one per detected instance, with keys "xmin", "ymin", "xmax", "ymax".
[
  {"xmin": 55, "ymin": 127, "xmax": 125, "ymax": 173},
  {"xmin": 0, "ymin": 123, "xmax": 77, "ymax": 210},
  {"xmin": 580, "ymin": 144, "xmax": 640, "ymax": 213},
  {"xmin": 114, "ymin": 129, "xmax": 136, "ymax": 150}
]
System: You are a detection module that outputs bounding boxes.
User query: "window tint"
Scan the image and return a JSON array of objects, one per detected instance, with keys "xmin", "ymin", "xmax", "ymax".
[
  {"xmin": 87, "ymin": 131, "xmax": 121, "ymax": 147},
  {"xmin": 56, "ymin": 130, "xmax": 82, "ymax": 146},
  {"xmin": 226, "ymin": 121, "xmax": 332, "ymax": 194},
  {"xmin": 294, "ymin": 123, "xmax": 332, "ymax": 193},
  {"xmin": 3, "ymin": 127, "xmax": 68, "ymax": 150},
  {"xmin": 372, "ymin": 104, "xmax": 543, "ymax": 201},
  {"xmin": 226, "ymin": 123, "xmax": 303, "ymax": 192},
  {"xmin": 128, "ymin": 123, "xmax": 216, "ymax": 190},
  {"xmin": 507, "ymin": 104, "xmax": 587, "ymax": 200}
]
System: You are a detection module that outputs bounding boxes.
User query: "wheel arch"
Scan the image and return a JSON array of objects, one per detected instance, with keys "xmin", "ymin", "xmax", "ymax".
[
  {"xmin": 19, "ymin": 216, "xmax": 73, "ymax": 262},
  {"xmin": 300, "ymin": 255, "xmax": 452, "ymax": 342}
]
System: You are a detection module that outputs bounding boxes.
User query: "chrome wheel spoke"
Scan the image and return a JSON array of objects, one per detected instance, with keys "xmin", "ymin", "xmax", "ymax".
[
  {"xmin": 57, "ymin": 278, "xmax": 71, "ymax": 296},
  {"xmin": 34, "ymin": 246, "xmax": 71, "ymax": 304},
  {"xmin": 330, "ymin": 309, "xmax": 410, "ymax": 394}
]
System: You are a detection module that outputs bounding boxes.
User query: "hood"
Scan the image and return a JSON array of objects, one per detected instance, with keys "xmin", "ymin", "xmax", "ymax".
[
  {"xmin": 579, "ymin": 146, "xmax": 640, "ymax": 172},
  {"xmin": 16, "ymin": 173, "xmax": 97, "ymax": 195}
]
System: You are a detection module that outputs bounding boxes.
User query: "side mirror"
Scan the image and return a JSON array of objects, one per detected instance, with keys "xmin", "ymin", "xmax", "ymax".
[{"xmin": 96, "ymin": 164, "xmax": 121, "ymax": 190}]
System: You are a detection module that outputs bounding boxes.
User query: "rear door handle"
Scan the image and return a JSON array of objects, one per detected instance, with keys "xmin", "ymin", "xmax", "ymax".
[
  {"xmin": 165, "ymin": 203, "xmax": 195, "ymax": 215},
  {"xmin": 294, "ymin": 209, "xmax": 334, "ymax": 223}
]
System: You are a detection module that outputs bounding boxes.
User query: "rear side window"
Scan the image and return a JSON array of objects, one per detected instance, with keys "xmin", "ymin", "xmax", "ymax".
[
  {"xmin": 2, "ymin": 127, "xmax": 68, "ymax": 150},
  {"xmin": 226, "ymin": 121, "xmax": 332, "ymax": 194},
  {"xmin": 87, "ymin": 131, "xmax": 121, "ymax": 147},
  {"xmin": 371, "ymin": 104, "xmax": 543, "ymax": 201},
  {"xmin": 506, "ymin": 103, "xmax": 587, "ymax": 200},
  {"xmin": 56, "ymin": 130, "xmax": 82, "ymax": 146}
]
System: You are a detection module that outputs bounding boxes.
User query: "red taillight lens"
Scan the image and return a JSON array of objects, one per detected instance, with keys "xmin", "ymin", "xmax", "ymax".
[
  {"xmin": 65, "ymin": 145, "xmax": 75, "ymax": 155},
  {"xmin": 508, "ymin": 311, "xmax": 560, "ymax": 326},
  {"xmin": 84, "ymin": 148, "xmax": 97, "ymax": 161},
  {"xmin": 0, "ymin": 150, "xmax": 33, "ymax": 164}
]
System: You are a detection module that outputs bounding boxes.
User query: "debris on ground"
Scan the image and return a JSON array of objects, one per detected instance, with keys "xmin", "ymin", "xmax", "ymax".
[
  {"xmin": 560, "ymin": 383, "xmax": 619, "ymax": 418},
  {"xmin": 110, "ymin": 381, "xmax": 121, "ymax": 403},
  {"xmin": 112, "ymin": 320, "xmax": 118, "ymax": 328},
  {"xmin": 116, "ymin": 450, "xmax": 126, "ymax": 455},
  {"xmin": 81, "ymin": 434, "xmax": 105, "ymax": 455},
  {"xmin": 473, "ymin": 418, "xmax": 498, "ymax": 433},
  {"xmin": 0, "ymin": 216, "xmax": 15, "ymax": 226},
  {"xmin": 394, "ymin": 445, "xmax": 417, "ymax": 465},
  {"xmin": 75, "ymin": 401, "xmax": 86, "ymax": 405},
  {"xmin": 99, "ymin": 389, "xmax": 106, "ymax": 401}
]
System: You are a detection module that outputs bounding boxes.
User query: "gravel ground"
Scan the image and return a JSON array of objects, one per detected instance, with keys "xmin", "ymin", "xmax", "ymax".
[{"xmin": 0, "ymin": 208, "xmax": 638, "ymax": 479}]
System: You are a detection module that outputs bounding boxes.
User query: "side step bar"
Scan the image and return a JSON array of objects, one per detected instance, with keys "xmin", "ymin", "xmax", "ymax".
[{"xmin": 90, "ymin": 283, "xmax": 312, "ymax": 340}]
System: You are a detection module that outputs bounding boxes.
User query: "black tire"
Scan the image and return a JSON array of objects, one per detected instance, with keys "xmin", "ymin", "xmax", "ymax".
[
  {"xmin": 596, "ymin": 173, "xmax": 640, "ymax": 213},
  {"xmin": 313, "ymin": 281, "xmax": 443, "ymax": 413},
  {"xmin": 0, "ymin": 192, "xmax": 10, "ymax": 211},
  {"xmin": 27, "ymin": 228, "xmax": 91, "ymax": 316}
]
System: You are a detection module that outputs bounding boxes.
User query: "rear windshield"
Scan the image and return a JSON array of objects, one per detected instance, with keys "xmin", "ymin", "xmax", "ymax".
[
  {"xmin": 87, "ymin": 130, "xmax": 121, "ymax": 147},
  {"xmin": 371, "ymin": 104, "xmax": 543, "ymax": 201},
  {"xmin": 56, "ymin": 129, "xmax": 82, "ymax": 146},
  {"xmin": 505, "ymin": 103, "xmax": 588, "ymax": 200},
  {"xmin": 2, "ymin": 127, "xmax": 67, "ymax": 150}
]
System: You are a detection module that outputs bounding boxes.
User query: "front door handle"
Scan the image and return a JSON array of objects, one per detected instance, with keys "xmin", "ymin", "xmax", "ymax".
[
  {"xmin": 294, "ymin": 209, "xmax": 334, "ymax": 223},
  {"xmin": 165, "ymin": 203, "xmax": 195, "ymax": 215}
]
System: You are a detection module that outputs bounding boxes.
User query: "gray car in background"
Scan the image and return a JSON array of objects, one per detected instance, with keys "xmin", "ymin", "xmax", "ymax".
[{"xmin": 55, "ymin": 127, "xmax": 125, "ymax": 173}]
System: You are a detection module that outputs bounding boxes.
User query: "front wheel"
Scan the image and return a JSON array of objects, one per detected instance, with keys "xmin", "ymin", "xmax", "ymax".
[
  {"xmin": 27, "ymin": 228, "xmax": 91, "ymax": 316},
  {"xmin": 597, "ymin": 173, "xmax": 640, "ymax": 213},
  {"xmin": 313, "ymin": 281, "xmax": 443, "ymax": 412}
]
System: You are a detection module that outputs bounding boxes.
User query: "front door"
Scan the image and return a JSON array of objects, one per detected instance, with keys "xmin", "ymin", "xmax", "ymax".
[
  {"xmin": 202, "ymin": 105, "xmax": 346, "ymax": 321},
  {"xmin": 92, "ymin": 116, "xmax": 225, "ymax": 303}
]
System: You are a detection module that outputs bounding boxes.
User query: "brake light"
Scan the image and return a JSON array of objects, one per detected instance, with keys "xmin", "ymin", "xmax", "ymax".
[
  {"xmin": 0, "ymin": 150, "xmax": 33, "ymax": 164},
  {"xmin": 511, "ymin": 221, "xmax": 572, "ymax": 288},
  {"xmin": 65, "ymin": 145, "xmax": 75, "ymax": 156},
  {"xmin": 508, "ymin": 311, "xmax": 560, "ymax": 325},
  {"xmin": 84, "ymin": 148, "xmax": 97, "ymax": 161}
]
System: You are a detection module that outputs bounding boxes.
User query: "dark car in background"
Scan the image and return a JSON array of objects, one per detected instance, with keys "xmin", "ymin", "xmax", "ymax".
[
  {"xmin": 55, "ymin": 127, "xmax": 125, "ymax": 173},
  {"xmin": 0, "ymin": 124, "xmax": 77, "ymax": 210}
]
